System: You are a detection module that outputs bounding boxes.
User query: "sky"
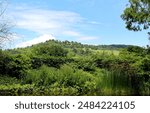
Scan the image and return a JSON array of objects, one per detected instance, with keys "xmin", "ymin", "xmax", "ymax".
[{"xmin": 4, "ymin": 0, "xmax": 150, "ymax": 48}]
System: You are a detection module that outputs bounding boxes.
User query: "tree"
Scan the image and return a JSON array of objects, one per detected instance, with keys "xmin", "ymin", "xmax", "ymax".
[
  {"xmin": 36, "ymin": 44, "xmax": 68, "ymax": 57},
  {"xmin": 121, "ymin": 0, "xmax": 150, "ymax": 31},
  {"xmin": 0, "ymin": 0, "xmax": 13, "ymax": 48}
]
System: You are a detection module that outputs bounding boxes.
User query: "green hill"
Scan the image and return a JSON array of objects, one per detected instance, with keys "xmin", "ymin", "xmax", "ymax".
[{"xmin": 0, "ymin": 40, "xmax": 149, "ymax": 96}]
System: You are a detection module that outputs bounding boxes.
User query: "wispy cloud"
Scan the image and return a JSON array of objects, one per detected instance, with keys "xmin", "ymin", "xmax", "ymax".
[
  {"xmin": 9, "ymin": 4, "xmax": 100, "ymax": 46},
  {"xmin": 10, "ymin": 8, "xmax": 83, "ymax": 35},
  {"xmin": 62, "ymin": 30, "xmax": 98, "ymax": 41},
  {"xmin": 16, "ymin": 34, "xmax": 55, "ymax": 48}
]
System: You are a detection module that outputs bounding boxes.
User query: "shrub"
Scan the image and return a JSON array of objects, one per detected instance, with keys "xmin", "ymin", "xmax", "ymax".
[
  {"xmin": 24, "ymin": 64, "xmax": 101, "ymax": 95},
  {"xmin": 126, "ymin": 46, "xmax": 144, "ymax": 54},
  {"xmin": 73, "ymin": 56, "xmax": 96, "ymax": 72},
  {"xmin": 25, "ymin": 65, "xmax": 58, "ymax": 86},
  {"xmin": 31, "ymin": 56, "xmax": 73, "ymax": 68},
  {"xmin": 0, "ymin": 52, "xmax": 31, "ymax": 78},
  {"xmin": 35, "ymin": 44, "xmax": 68, "ymax": 57},
  {"xmin": 0, "ymin": 75, "xmax": 19, "ymax": 85},
  {"xmin": 0, "ymin": 84, "xmax": 34, "ymax": 96},
  {"xmin": 7, "ymin": 54, "xmax": 31, "ymax": 78}
]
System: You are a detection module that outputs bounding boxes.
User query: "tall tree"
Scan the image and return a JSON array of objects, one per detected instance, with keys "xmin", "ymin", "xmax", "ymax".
[
  {"xmin": 0, "ymin": 0, "xmax": 12, "ymax": 48},
  {"xmin": 121, "ymin": 0, "xmax": 150, "ymax": 31}
]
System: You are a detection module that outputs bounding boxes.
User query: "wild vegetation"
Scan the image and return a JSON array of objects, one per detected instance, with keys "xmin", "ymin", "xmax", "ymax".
[
  {"xmin": 0, "ymin": 0, "xmax": 149, "ymax": 96},
  {"xmin": 0, "ymin": 40, "xmax": 149, "ymax": 96}
]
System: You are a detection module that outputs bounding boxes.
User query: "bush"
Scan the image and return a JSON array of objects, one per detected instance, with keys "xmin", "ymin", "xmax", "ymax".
[
  {"xmin": 0, "ymin": 51, "xmax": 31, "ymax": 78},
  {"xmin": 31, "ymin": 56, "xmax": 73, "ymax": 68},
  {"xmin": 0, "ymin": 75, "xmax": 19, "ymax": 85},
  {"xmin": 24, "ymin": 64, "xmax": 101, "ymax": 95},
  {"xmin": 35, "ymin": 44, "xmax": 68, "ymax": 57},
  {"xmin": 73, "ymin": 56, "xmax": 96, "ymax": 72},
  {"xmin": 0, "ymin": 84, "xmax": 34, "ymax": 96},
  {"xmin": 9, "ymin": 54, "xmax": 31, "ymax": 78},
  {"xmin": 132, "ymin": 57, "xmax": 150, "ymax": 95},
  {"xmin": 126, "ymin": 46, "xmax": 144, "ymax": 54},
  {"xmin": 24, "ymin": 65, "xmax": 58, "ymax": 86}
]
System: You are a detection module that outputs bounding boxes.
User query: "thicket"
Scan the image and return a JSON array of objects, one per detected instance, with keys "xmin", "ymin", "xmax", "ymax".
[{"xmin": 0, "ymin": 41, "xmax": 149, "ymax": 95}]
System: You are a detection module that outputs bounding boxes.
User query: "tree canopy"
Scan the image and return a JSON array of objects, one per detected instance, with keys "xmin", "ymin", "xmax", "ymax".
[{"xmin": 121, "ymin": 0, "xmax": 150, "ymax": 31}]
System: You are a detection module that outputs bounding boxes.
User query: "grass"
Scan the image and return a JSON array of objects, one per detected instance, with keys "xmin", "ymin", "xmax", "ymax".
[{"xmin": 99, "ymin": 69, "xmax": 133, "ymax": 96}]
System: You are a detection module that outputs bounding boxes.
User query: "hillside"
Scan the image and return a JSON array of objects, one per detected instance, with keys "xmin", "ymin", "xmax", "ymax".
[{"xmin": 0, "ymin": 40, "xmax": 150, "ymax": 96}]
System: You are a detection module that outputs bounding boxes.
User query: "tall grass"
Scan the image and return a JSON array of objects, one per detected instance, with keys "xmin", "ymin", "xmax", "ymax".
[
  {"xmin": 24, "ymin": 64, "xmax": 136, "ymax": 95},
  {"xmin": 24, "ymin": 64, "xmax": 100, "ymax": 95},
  {"xmin": 100, "ymin": 68, "xmax": 133, "ymax": 95},
  {"xmin": 24, "ymin": 65, "xmax": 58, "ymax": 86}
]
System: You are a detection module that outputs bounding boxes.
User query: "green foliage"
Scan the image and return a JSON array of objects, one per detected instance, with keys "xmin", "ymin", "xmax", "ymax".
[
  {"xmin": 25, "ymin": 65, "xmax": 58, "ymax": 86},
  {"xmin": 35, "ymin": 44, "xmax": 68, "ymax": 57},
  {"xmin": 0, "ymin": 75, "xmax": 19, "ymax": 85},
  {"xmin": 126, "ymin": 46, "xmax": 145, "ymax": 54},
  {"xmin": 92, "ymin": 51, "xmax": 117, "ymax": 69},
  {"xmin": 121, "ymin": 0, "xmax": 150, "ymax": 31},
  {"xmin": 119, "ymin": 48, "xmax": 150, "ymax": 95},
  {"xmin": 0, "ymin": 50, "xmax": 32, "ymax": 78},
  {"xmin": 96, "ymin": 62, "xmax": 136, "ymax": 95},
  {"xmin": 0, "ymin": 40, "xmax": 149, "ymax": 95},
  {"xmin": 24, "ymin": 64, "xmax": 100, "ymax": 95},
  {"xmin": 0, "ymin": 84, "xmax": 34, "ymax": 96},
  {"xmin": 73, "ymin": 56, "xmax": 96, "ymax": 72},
  {"xmin": 31, "ymin": 56, "xmax": 73, "ymax": 68},
  {"xmin": 1, "ymin": 54, "xmax": 31, "ymax": 78}
]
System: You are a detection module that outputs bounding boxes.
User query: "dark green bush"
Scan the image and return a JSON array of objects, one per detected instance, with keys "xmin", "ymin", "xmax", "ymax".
[
  {"xmin": 126, "ymin": 46, "xmax": 144, "ymax": 54},
  {"xmin": 35, "ymin": 44, "xmax": 68, "ymax": 57},
  {"xmin": 31, "ymin": 56, "xmax": 73, "ymax": 68},
  {"xmin": 0, "ymin": 51, "xmax": 31, "ymax": 78},
  {"xmin": 0, "ymin": 75, "xmax": 19, "ymax": 85}
]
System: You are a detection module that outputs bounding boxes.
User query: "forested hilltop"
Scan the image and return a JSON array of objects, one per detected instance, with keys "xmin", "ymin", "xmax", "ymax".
[{"xmin": 0, "ymin": 40, "xmax": 150, "ymax": 95}]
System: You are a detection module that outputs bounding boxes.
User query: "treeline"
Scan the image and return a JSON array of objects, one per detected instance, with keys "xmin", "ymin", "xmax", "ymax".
[
  {"xmin": 29, "ymin": 40, "xmax": 130, "ymax": 50},
  {"xmin": 0, "ymin": 40, "xmax": 149, "ymax": 95}
]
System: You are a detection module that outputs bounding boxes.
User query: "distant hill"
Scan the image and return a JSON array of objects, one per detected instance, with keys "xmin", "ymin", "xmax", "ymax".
[{"xmin": 30, "ymin": 39, "xmax": 131, "ymax": 50}]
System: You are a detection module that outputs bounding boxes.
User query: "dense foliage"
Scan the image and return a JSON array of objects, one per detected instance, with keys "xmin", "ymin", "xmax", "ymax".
[
  {"xmin": 121, "ymin": 0, "xmax": 150, "ymax": 31},
  {"xmin": 0, "ymin": 40, "xmax": 149, "ymax": 95}
]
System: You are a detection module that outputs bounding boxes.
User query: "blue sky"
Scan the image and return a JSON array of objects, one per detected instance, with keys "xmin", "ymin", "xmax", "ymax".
[{"xmin": 5, "ymin": 0, "xmax": 149, "ymax": 48}]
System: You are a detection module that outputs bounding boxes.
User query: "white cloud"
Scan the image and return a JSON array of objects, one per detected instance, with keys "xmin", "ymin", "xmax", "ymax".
[
  {"xmin": 16, "ymin": 34, "xmax": 55, "ymax": 48},
  {"xmin": 10, "ymin": 8, "xmax": 83, "ymax": 35},
  {"xmin": 8, "ymin": 4, "xmax": 100, "ymax": 45}
]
